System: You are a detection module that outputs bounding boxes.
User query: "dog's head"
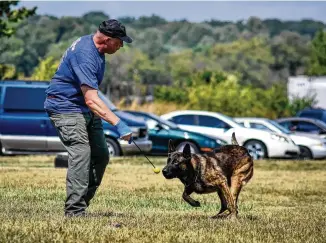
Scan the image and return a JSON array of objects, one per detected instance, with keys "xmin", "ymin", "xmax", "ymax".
[{"xmin": 162, "ymin": 140, "xmax": 192, "ymax": 179}]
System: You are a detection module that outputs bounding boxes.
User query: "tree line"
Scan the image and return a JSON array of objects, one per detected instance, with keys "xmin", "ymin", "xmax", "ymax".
[{"xmin": 1, "ymin": 2, "xmax": 326, "ymax": 118}]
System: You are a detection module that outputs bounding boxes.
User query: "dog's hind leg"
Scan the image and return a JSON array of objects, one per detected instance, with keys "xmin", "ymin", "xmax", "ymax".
[
  {"xmin": 230, "ymin": 162, "xmax": 254, "ymax": 214},
  {"xmin": 211, "ymin": 188, "xmax": 229, "ymax": 218},
  {"xmin": 182, "ymin": 187, "xmax": 200, "ymax": 207},
  {"xmin": 230, "ymin": 176, "xmax": 242, "ymax": 213},
  {"xmin": 212, "ymin": 181, "xmax": 237, "ymax": 219}
]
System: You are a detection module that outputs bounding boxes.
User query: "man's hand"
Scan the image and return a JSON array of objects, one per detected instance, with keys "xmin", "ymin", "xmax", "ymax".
[
  {"xmin": 81, "ymin": 85, "xmax": 133, "ymax": 144},
  {"xmin": 115, "ymin": 119, "xmax": 133, "ymax": 144},
  {"xmin": 122, "ymin": 133, "xmax": 132, "ymax": 144}
]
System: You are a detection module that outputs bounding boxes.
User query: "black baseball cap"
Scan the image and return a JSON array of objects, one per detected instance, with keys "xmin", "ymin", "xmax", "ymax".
[{"xmin": 98, "ymin": 19, "xmax": 133, "ymax": 43}]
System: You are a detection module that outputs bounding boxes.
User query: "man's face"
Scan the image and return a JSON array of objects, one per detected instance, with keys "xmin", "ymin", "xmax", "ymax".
[{"xmin": 104, "ymin": 37, "xmax": 123, "ymax": 54}]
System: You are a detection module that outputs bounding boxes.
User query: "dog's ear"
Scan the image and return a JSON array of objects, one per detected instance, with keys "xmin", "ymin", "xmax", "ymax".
[
  {"xmin": 182, "ymin": 143, "xmax": 191, "ymax": 159},
  {"xmin": 168, "ymin": 139, "xmax": 176, "ymax": 153}
]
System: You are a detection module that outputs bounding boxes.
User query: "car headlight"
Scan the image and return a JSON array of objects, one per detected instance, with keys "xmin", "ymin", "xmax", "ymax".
[
  {"xmin": 271, "ymin": 134, "xmax": 290, "ymax": 143},
  {"xmin": 313, "ymin": 142, "xmax": 324, "ymax": 147}
]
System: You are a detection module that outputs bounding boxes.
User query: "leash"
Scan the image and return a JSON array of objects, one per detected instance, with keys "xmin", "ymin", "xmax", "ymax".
[{"xmin": 132, "ymin": 140, "xmax": 157, "ymax": 169}]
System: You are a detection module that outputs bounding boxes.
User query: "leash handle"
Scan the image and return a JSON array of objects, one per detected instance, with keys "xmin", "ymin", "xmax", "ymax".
[{"xmin": 132, "ymin": 140, "xmax": 156, "ymax": 168}]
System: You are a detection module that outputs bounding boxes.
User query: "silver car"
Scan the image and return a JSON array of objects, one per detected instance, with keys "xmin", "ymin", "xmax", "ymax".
[{"xmin": 235, "ymin": 117, "xmax": 326, "ymax": 159}]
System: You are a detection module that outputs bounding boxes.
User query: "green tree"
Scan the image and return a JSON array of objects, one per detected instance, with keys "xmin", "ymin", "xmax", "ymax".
[
  {"xmin": 209, "ymin": 37, "xmax": 275, "ymax": 87},
  {"xmin": 306, "ymin": 30, "xmax": 326, "ymax": 76},
  {"xmin": 31, "ymin": 56, "xmax": 58, "ymax": 81},
  {"xmin": 0, "ymin": 64, "xmax": 17, "ymax": 79},
  {"xmin": 286, "ymin": 96, "xmax": 317, "ymax": 116},
  {"xmin": 0, "ymin": 1, "xmax": 36, "ymax": 37},
  {"xmin": 0, "ymin": 1, "xmax": 36, "ymax": 79},
  {"xmin": 270, "ymin": 31, "xmax": 310, "ymax": 77},
  {"xmin": 82, "ymin": 11, "xmax": 109, "ymax": 26}
]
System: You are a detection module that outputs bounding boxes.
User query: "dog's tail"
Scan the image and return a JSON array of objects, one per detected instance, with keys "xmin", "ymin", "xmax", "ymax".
[{"xmin": 231, "ymin": 132, "xmax": 239, "ymax": 145}]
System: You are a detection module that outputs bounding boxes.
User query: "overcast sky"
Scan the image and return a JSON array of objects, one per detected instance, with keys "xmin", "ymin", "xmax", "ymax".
[{"xmin": 19, "ymin": 1, "xmax": 326, "ymax": 23}]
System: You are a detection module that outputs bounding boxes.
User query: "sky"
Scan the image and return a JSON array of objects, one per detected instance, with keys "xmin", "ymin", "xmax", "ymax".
[{"xmin": 19, "ymin": 1, "xmax": 326, "ymax": 23}]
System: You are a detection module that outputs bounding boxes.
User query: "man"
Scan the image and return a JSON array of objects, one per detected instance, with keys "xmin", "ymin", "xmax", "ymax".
[{"xmin": 44, "ymin": 19, "xmax": 133, "ymax": 217}]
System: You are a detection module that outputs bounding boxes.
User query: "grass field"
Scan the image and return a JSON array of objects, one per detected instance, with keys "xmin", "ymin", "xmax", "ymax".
[{"xmin": 1, "ymin": 155, "xmax": 326, "ymax": 243}]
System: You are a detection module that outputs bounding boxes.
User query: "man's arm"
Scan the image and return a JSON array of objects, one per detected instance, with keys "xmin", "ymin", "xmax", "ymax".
[
  {"xmin": 81, "ymin": 85, "xmax": 132, "ymax": 142},
  {"xmin": 81, "ymin": 84, "xmax": 119, "ymax": 125}
]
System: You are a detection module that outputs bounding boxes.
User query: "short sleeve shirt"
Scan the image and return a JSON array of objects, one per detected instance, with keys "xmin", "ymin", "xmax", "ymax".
[{"xmin": 44, "ymin": 34, "xmax": 105, "ymax": 113}]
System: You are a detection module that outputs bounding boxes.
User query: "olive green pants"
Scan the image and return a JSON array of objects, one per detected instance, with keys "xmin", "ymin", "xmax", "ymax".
[{"xmin": 49, "ymin": 112, "xmax": 109, "ymax": 216}]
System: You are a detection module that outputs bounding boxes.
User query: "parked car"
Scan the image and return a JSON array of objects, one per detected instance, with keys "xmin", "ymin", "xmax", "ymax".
[
  {"xmin": 161, "ymin": 110, "xmax": 300, "ymax": 160},
  {"xmin": 123, "ymin": 110, "xmax": 227, "ymax": 155},
  {"xmin": 97, "ymin": 92, "xmax": 152, "ymax": 156},
  {"xmin": 0, "ymin": 80, "xmax": 152, "ymax": 156},
  {"xmin": 275, "ymin": 117, "xmax": 326, "ymax": 140},
  {"xmin": 235, "ymin": 117, "xmax": 326, "ymax": 159},
  {"xmin": 296, "ymin": 108, "xmax": 326, "ymax": 124}
]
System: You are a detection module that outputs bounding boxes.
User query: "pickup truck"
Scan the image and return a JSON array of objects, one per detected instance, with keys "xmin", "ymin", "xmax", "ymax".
[{"xmin": 0, "ymin": 80, "xmax": 152, "ymax": 156}]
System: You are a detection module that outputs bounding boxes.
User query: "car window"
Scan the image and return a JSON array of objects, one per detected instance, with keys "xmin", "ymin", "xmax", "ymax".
[
  {"xmin": 250, "ymin": 122, "xmax": 273, "ymax": 132},
  {"xmin": 296, "ymin": 121, "xmax": 321, "ymax": 133},
  {"xmin": 146, "ymin": 113, "xmax": 178, "ymax": 129},
  {"xmin": 144, "ymin": 118, "xmax": 159, "ymax": 129},
  {"xmin": 268, "ymin": 120, "xmax": 291, "ymax": 134},
  {"xmin": 198, "ymin": 115, "xmax": 230, "ymax": 129},
  {"xmin": 171, "ymin": 115, "xmax": 195, "ymax": 125},
  {"xmin": 278, "ymin": 121, "xmax": 295, "ymax": 131},
  {"xmin": 3, "ymin": 86, "xmax": 47, "ymax": 112}
]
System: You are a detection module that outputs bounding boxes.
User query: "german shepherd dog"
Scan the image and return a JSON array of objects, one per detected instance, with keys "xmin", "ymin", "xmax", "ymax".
[{"xmin": 162, "ymin": 133, "xmax": 253, "ymax": 219}]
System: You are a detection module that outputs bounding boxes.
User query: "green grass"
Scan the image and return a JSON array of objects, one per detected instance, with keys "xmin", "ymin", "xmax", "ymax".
[{"xmin": 1, "ymin": 156, "xmax": 326, "ymax": 243}]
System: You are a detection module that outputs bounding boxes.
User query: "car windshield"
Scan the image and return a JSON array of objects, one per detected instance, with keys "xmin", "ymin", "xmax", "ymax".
[
  {"xmin": 268, "ymin": 120, "xmax": 291, "ymax": 134},
  {"xmin": 314, "ymin": 119, "xmax": 326, "ymax": 129},
  {"xmin": 217, "ymin": 113, "xmax": 244, "ymax": 127},
  {"xmin": 98, "ymin": 92, "xmax": 117, "ymax": 111}
]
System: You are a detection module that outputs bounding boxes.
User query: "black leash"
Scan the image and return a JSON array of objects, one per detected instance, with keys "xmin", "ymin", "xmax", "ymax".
[{"xmin": 132, "ymin": 140, "xmax": 156, "ymax": 168}]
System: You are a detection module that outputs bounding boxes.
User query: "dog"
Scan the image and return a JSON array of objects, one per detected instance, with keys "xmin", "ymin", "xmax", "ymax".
[{"xmin": 162, "ymin": 132, "xmax": 253, "ymax": 219}]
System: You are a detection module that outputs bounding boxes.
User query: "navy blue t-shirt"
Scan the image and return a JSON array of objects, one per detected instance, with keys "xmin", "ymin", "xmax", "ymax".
[{"xmin": 44, "ymin": 34, "xmax": 105, "ymax": 113}]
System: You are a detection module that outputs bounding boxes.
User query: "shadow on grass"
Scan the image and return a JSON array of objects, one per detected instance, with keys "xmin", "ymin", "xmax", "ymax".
[
  {"xmin": 184, "ymin": 213, "xmax": 260, "ymax": 222},
  {"xmin": 87, "ymin": 211, "xmax": 126, "ymax": 218}
]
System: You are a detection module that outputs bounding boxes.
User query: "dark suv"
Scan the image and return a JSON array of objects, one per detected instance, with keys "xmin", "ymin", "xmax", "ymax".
[
  {"xmin": 296, "ymin": 108, "xmax": 326, "ymax": 124},
  {"xmin": 0, "ymin": 80, "xmax": 152, "ymax": 156}
]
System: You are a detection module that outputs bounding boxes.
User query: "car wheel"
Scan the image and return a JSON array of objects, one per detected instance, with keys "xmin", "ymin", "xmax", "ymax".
[
  {"xmin": 176, "ymin": 141, "xmax": 199, "ymax": 154},
  {"xmin": 106, "ymin": 137, "xmax": 121, "ymax": 157},
  {"xmin": 298, "ymin": 146, "xmax": 313, "ymax": 160},
  {"xmin": 244, "ymin": 140, "xmax": 267, "ymax": 160}
]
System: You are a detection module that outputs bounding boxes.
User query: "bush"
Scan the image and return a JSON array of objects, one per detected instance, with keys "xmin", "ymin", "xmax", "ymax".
[{"xmin": 153, "ymin": 71, "xmax": 315, "ymax": 118}]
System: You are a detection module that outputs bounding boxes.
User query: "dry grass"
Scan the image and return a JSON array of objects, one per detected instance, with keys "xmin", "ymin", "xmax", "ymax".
[{"xmin": 1, "ymin": 155, "xmax": 326, "ymax": 243}]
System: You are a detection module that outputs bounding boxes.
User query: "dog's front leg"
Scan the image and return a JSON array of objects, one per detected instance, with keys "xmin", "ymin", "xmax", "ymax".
[
  {"xmin": 182, "ymin": 187, "xmax": 200, "ymax": 207},
  {"xmin": 211, "ymin": 188, "xmax": 229, "ymax": 218}
]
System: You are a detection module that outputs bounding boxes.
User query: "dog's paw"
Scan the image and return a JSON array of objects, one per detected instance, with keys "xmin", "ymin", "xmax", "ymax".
[
  {"xmin": 190, "ymin": 200, "xmax": 201, "ymax": 207},
  {"xmin": 227, "ymin": 213, "xmax": 238, "ymax": 220},
  {"xmin": 211, "ymin": 211, "xmax": 230, "ymax": 219},
  {"xmin": 211, "ymin": 214, "xmax": 227, "ymax": 219}
]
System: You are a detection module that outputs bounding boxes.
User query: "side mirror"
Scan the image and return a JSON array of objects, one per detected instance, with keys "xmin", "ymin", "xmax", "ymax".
[
  {"xmin": 222, "ymin": 124, "xmax": 231, "ymax": 130},
  {"xmin": 154, "ymin": 123, "xmax": 164, "ymax": 131}
]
